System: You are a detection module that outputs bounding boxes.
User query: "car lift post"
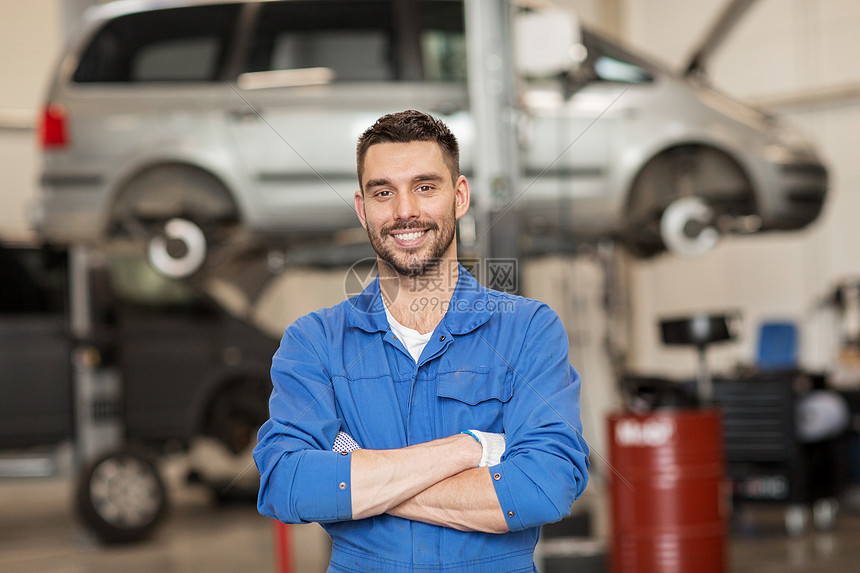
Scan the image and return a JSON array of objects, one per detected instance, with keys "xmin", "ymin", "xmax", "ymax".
[
  {"xmin": 68, "ymin": 245, "xmax": 123, "ymax": 467},
  {"xmin": 462, "ymin": 0, "xmax": 522, "ymax": 288}
]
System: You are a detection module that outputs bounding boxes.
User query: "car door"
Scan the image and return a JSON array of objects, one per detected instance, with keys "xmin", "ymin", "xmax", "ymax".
[
  {"xmin": 0, "ymin": 247, "xmax": 72, "ymax": 449},
  {"xmin": 519, "ymin": 27, "xmax": 659, "ymax": 237},
  {"xmin": 521, "ymin": 85, "xmax": 620, "ymax": 236},
  {"xmin": 223, "ymin": 0, "xmax": 471, "ymax": 238}
]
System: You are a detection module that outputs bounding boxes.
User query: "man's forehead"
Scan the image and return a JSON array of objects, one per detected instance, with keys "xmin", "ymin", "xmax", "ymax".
[
  {"xmin": 365, "ymin": 140, "xmax": 444, "ymax": 161},
  {"xmin": 362, "ymin": 141, "xmax": 450, "ymax": 182}
]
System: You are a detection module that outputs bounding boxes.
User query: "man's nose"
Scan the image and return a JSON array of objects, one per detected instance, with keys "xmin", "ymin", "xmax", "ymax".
[{"xmin": 393, "ymin": 191, "xmax": 420, "ymax": 221}]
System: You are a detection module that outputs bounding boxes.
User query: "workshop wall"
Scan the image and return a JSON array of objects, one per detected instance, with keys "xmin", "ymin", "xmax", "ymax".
[
  {"xmin": 0, "ymin": 1, "xmax": 63, "ymax": 239},
  {"xmin": 623, "ymin": 0, "xmax": 860, "ymax": 379}
]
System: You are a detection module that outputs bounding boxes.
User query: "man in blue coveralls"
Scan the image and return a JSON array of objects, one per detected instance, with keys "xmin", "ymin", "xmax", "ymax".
[{"xmin": 254, "ymin": 110, "xmax": 589, "ymax": 572}]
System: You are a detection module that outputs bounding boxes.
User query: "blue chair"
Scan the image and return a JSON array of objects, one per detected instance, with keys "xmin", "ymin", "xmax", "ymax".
[{"xmin": 756, "ymin": 321, "xmax": 799, "ymax": 372}]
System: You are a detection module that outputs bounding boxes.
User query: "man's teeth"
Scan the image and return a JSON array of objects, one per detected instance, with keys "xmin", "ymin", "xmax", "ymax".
[{"xmin": 395, "ymin": 231, "xmax": 424, "ymax": 241}]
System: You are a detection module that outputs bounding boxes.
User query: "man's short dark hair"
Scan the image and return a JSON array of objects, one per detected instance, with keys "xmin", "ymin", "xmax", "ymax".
[{"xmin": 356, "ymin": 110, "xmax": 460, "ymax": 190}]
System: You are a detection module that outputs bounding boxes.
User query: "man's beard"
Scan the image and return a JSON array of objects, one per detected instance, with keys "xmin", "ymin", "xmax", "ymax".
[{"xmin": 365, "ymin": 210, "xmax": 456, "ymax": 278}]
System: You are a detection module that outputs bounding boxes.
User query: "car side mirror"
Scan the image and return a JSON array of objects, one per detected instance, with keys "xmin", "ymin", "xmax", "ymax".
[{"xmin": 514, "ymin": 6, "xmax": 582, "ymax": 78}]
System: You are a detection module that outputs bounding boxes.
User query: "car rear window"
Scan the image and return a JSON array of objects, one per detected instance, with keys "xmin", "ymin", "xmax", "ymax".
[
  {"xmin": 418, "ymin": 0, "xmax": 466, "ymax": 81},
  {"xmin": 582, "ymin": 30, "xmax": 655, "ymax": 84},
  {"xmin": 243, "ymin": 1, "xmax": 397, "ymax": 81},
  {"xmin": 241, "ymin": 0, "xmax": 465, "ymax": 83},
  {"xmin": 72, "ymin": 4, "xmax": 241, "ymax": 83}
]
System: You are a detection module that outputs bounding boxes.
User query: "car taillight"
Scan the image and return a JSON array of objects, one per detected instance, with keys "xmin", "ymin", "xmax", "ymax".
[{"xmin": 39, "ymin": 104, "xmax": 68, "ymax": 149}]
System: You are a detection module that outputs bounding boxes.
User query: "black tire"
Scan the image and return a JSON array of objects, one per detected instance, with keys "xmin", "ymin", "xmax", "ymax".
[
  {"xmin": 202, "ymin": 378, "xmax": 271, "ymax": 456},
  {"xmin": 75, "ymin": 450, "xmax": 168, "ymax": 544},
  {"xmin": 193, "ymin": 378, "xmax": 270, "ymax": 501}
]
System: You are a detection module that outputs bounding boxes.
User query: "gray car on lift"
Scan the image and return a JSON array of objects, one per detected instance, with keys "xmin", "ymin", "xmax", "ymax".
[
  {"xmin": 33, "ymin": 0, "xmax": 827, "ymax": 276},
  {"xmin": 0, "ymin": 241, "xmax": 277, "ymax": 543}
]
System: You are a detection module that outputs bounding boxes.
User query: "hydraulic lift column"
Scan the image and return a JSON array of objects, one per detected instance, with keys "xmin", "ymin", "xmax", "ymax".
[
  {"xmin": 69, "ymin": 246, "xmax": 123, "ymax": 466},
  {"xmin": 463, "ymin": 0, "xmax": 522, "ymax": 289}
]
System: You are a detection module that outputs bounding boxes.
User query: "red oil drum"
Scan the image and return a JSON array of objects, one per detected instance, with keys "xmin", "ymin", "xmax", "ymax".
[{"xmin": 608, "ymin": 409, "xmax": 726, "ymax": 573}]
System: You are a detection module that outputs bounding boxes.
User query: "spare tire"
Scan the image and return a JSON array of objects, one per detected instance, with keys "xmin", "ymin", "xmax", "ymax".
[{"xmin": 75, "ymin": 449, "xmax": 168, "ymax": 544}]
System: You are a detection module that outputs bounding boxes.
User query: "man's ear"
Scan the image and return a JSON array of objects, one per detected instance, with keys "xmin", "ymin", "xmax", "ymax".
[
  {"xmin": 454, "ymin": 175, "xmax": 470, "ymax": 220},
  {"xmin": 354, "ymin": 188, "xmax": 368, "ymax": 229}
]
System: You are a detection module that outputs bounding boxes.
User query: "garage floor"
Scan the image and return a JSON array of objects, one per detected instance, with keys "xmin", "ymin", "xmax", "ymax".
[
  {"xmin": 0, "ymin": 456, "xmax": 330, "ymax": 573},
  {"xmin": 3, "ymin": 469, "xmax": 860, "ymax": 573}
]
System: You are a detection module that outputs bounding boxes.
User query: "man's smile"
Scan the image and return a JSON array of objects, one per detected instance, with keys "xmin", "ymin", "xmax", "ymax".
[{"xmin": 389, "ymin": 228, "xmax": 429, "ymax": 247}]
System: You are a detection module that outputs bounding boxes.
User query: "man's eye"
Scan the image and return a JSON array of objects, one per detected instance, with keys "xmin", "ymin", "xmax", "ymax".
[
  {"xmin": 417, "ymin": 185, "xmax": 433, "ymax": 192},
  {"xmin": 375, "ymin": 190, "xmax": 392, "ymax": 197}
]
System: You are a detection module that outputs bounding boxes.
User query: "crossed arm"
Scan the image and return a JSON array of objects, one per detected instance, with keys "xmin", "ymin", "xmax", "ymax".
[{"xmin": 349, "ymin": 434, "xmax": 509, "ymax": 533}]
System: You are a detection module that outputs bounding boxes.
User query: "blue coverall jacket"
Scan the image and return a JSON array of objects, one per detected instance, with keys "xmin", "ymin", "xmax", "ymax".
[{"xmin": 254, "ymin": 265, "xmax": 589, "ymax": 572}]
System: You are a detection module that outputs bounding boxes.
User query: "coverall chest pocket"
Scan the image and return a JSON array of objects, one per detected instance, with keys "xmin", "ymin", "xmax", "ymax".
[{"xmin": 436, "ymin": 368, "xmax": 513, "ymax": 435}]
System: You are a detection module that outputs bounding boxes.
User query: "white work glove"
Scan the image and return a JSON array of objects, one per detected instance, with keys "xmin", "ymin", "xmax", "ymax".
[
  {"xmin": 332, "ymin": 430, "xmax": 361, "ymax": 453},
  {"xmin": 462, "ymin": 430, "xmax": 506, "ymax": 467}
]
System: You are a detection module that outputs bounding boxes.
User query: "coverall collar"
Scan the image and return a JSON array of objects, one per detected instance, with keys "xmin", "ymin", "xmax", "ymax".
[{"xmin": 346, "ymin": 262, "xmax": 492, "ymax": 336}]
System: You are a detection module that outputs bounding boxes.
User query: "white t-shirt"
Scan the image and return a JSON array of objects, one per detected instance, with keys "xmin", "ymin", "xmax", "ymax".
[{"xmin": 384, "ymin": 305, "xmax": 433, "ymax": 363}]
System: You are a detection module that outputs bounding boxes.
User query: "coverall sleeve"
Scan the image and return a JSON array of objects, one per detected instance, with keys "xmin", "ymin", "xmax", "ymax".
[
  {"xmin": 253, "ymin": 315, "xmax": 353, "ymax": 524},
  {"xmin": 489, "ymin": 304, "xmax": 590, "ymax": 531}
]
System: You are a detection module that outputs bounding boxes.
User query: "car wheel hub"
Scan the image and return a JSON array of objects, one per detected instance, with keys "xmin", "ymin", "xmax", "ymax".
[
  {"xmin": 90, "ymin": 457, "xmax": 161, "ymax": 528},
  {"xmin": 660, "ymin": 196, "xmax": 720, "ymax": 256},
  {"xmin": 147, "ymin": 218, "xmax": 207, "ymax": 278}
]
